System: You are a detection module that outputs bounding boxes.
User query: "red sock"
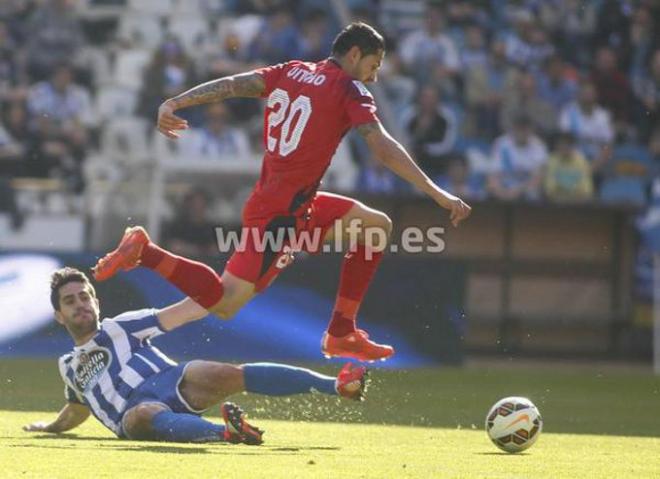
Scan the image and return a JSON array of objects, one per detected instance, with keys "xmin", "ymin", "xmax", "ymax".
[
  {"xmin": 141, "ymin": 243, "xmax": 224, "ymax": 309},
  {"xmin": 327, "ymin": 243, "xmax": 383, "ymax": 337}
]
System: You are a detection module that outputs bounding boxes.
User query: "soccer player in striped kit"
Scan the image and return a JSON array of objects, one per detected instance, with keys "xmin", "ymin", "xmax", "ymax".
[{"xmin": 23, "ymin": 267, "xmax": 367, "ymax": 444}]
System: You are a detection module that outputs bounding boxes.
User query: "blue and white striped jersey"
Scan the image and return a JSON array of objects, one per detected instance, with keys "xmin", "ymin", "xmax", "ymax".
[{"xmin": 57, "ymin": 309, "xmax": 176, "ymax": 436}]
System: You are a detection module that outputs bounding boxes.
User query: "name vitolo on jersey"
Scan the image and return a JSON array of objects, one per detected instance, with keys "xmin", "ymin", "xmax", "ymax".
[{"xmin": 286, "ymin": 66, "xmax": 327, "ymax": 86}]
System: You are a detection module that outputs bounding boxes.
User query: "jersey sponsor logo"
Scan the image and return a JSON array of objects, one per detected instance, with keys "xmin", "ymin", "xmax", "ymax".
[
  {"xmin": 287, "ymin": 67, "xmax": 326, "ymax": 86},
  {"xmin": 352, "ymin": 80, "xmax": 373, "ymax": 99},
  {"xmin": 74, "ymin": 348, "xmax": 112, "ymax": 392}
]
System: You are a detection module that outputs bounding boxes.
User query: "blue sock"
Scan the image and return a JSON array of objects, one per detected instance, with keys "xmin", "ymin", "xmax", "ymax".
[
  {"xmin": 243, "ymin": 363, "xmax": 337, "ymax": 396},
  {"xmin": 150, "ymin": 410, "xmax": 225, "ymax": 443}
]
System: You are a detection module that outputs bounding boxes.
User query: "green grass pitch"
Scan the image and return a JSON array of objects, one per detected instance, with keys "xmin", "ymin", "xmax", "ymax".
[{"xmin": 1, "ymin": 359, "xmax": 659, "ymax": 478}]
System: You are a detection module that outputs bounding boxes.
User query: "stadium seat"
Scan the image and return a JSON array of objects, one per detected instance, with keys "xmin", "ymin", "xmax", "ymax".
[
  {"xmin": 117, "ymin": 13, "xmax": 164, "ymax": 49},
  {"xmin": 166, "ymin": 16, "xmax": 211, "ymax": 54},
  {"xmin": 608, "ymin": 144, "xmax": 656, "ymax": 179},
  {"xmin": 101, "ymin": 117, "xmax": 152, "ymax": 163},
  {"xmin": 128, "ymin": 0, "xmax": 173, "ymax": 15},
  {"xmin": 112, "ymin": 48, "xmax": 152, "ymax": 91},
  {"xmin": 96, "ymin": 85, "xmax": 138, "ymax": 121},
  {"xmin": 78, "ymin": 47, "xmax": 112, "ymax": 88},
  {"xmin": 600, "ymin": 177, "xmax": 647, "ymax": 206}
]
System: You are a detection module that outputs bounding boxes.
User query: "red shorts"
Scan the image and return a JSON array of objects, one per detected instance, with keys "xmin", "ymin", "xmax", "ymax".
[{"xmin": 225, "ymin": 192, "xmax": 355, "ymax": 292}]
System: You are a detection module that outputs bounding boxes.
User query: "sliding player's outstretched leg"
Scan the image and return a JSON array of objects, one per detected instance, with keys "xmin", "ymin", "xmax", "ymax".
[
  {"xmin": 121, "ymin": 360, "xmax": 368, "ymax": 444},
  {"xmin": 221, "ymin": 402, "xmax": 264, "ymax": 445}
]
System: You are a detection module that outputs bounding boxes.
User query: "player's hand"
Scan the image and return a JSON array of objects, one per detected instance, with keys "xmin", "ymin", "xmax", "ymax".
[
  {"xmin": 23, "ymin": 421, "xmax": 51, "ymax": 432},
  {"xmin": 434, "ymin": 191, "xmax": 471, "ymax": 227},
  {"xmin": 157, "ymin": 100, "xmax": 188, "ymax": 139}
]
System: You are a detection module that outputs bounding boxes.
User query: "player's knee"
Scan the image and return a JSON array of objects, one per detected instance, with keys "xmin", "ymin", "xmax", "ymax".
[
  {"xmin": 361, "ymin": 211, "xmax": 392, "ymax": 250},
  {"xmin": 208, "ymin": 363, "xmax": 245, "ymax": 396},
  {"xmin": 211, "ymin": 302, "xmax": 240, "ymax": 320},
  {"xmin": 210, "ymin": 276, "xmax": 253, "ymax": 320},
  {"xmin": 123, "ymin": 403, "xmax": 168, "ymax": 440},
  {"xmin": 378, "ymin": 212, "xmax": 393, "ymax": 238}
]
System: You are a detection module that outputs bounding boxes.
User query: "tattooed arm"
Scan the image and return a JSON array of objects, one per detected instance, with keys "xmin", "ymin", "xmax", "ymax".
[
  {"xmin": 157, "ymin": 72, "xmax": 265, "ymax": 139},
  {"xmin": 356, "ymin": 120, "xmax": 471, "ymax": 227}
]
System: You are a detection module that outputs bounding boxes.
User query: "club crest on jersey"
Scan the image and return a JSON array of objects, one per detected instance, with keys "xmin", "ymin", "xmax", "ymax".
[
  {"xmin": 352, "ymin": 80, "xmax": 373, "ymax": 99},
  {"xmin": 74, "ymin": 348, "xmax": 112, "ymax": 391}
]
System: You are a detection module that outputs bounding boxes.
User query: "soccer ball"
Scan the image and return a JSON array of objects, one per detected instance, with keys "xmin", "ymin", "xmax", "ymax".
[{"xmin": 485, "ymin": 396, "xmax": 542, "ymax": 453}]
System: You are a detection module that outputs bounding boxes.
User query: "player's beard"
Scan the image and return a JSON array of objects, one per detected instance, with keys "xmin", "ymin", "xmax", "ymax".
[{"xmin": 66, "ymin": 310, "xmax": 100, "ymax": 342}]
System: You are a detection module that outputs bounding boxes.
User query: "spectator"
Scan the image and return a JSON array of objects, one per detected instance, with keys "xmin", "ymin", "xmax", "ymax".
[
  {"xmin": 176, "ymin": 103, "xmax": 251, "ymax": 161},
  {"xmin": 502, "ymin": 10, "xmax": 554, "ymax": 71},
  {"xmin": 544, "ymin": 132, "xmax": 594, "ymax": 202},
  {"xmin": 464, "ymin": 40, "xmax": 517, "ymax": 139},
  {"xmin": 590, "ymin": 46, "xmax": 632, "ymax": 129},
  {"xmin": 436, "ymin": 154, "xmax": 486, "ymax": 201},
  {"xmin": 402, "ymin": 84, "xmax": 459, "ymax": 177},
  {"xmin": 488, "ymin": 114, "xmax": 548, "ymax": 201},
  {"xmin": 500, "ymin": 70, "xmax": 557, "ymax": 136},
  {"xmin": 247, "ymin": 6, "xmax": 302, "ymax": 64},
  {"xmin": 633, "ymin": 49, "xmax": 660, "ymax": 141},
  {"xmin": 0, "ymin": 20, "xmax": 27, "ymax": 103},
  {"xmin": 137, "ymin": 37, "xmax": 197, "ymax": 123},
  {"xmin": 26, "ymin": 64, "xmax": 92, "ymax": 192},
  {"xmin": 459, "ymin": 24, "xmax": 488, "ymax": 71},
  {"xmin": 0, "ymin": 177, "xmax": 23, "ymax": 230},
  {"xmin": 0, "ymin": 116, "xmax": 24, "ymax": 176},
  {"xmin": 24, "ymin": 116, "xmax": 85, "ymax": 192},
  {"xmin": 445, "ymin": 0, "xmax": 489, "ymax": 31},
  {"xmin": 627, "ymin": 5, "xmax": 657, "ymax": 79},
  {"xmin": 204, "ymin": 28, "xmax": 260, "ymax": 79},
  {"xmin": 27, "ymin": 64, "xmax": 94, "ymax": 128},
  {"xmin": 164, "ymin": 189, "xmax": 218, "ymax": 257},
  {"xmin": 298, "ymin": 9, "xmax": 334, "ymax": 62},
  {"xmin": 559, "ymin": 80, "xmax": 614, "ymax": 172},
  {"xmin": 357, "ymin": 156, "xmax": 400, "ymax": 194},
  {"xmin": 538, "ymin": 0, "xmax": 596, "ymax": 68},
  {"xmin": 25, "ymin": 0, "xmax": 84, "ymax": 81},
  {"xmin": 3, "ymin": 101, "xmax": 30, "ymax": 150},
  {"xmin": 593, "ymin": 0, "xmax": 633, "ymax": 52},
  {"xmin": 649, "ymin": 127, "xmax": 660, "ymax": 165},
  {"xmin": 535, "ymin": 55, "xmax": 578, "ymax": 114},
  {"xmin": 379, "ymin": 50, "xmax": 416, "ymax": 117},
  {"xmin": 398, "ymin": 3, "xmax": 460, "ymax": 93}
]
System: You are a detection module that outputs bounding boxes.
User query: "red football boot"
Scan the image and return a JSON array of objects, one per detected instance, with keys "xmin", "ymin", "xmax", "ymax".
[
  {"xmin": 221, "ymin": 402, "xmax": 264, "ymax": 445},
  {"xmin": 321, "ymin": 329, "xmax": 395, "ymax": 362},
  {"xmin": 92, "ymin": 226, "xmax": 150, "ymax": 281},
  {"xmin": 335, "ymin": 363, "xmax": 370, "ymax": 401}
]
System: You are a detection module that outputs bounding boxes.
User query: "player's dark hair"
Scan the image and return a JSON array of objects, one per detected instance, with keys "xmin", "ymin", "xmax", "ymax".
[
  {"xmin": 50, "ymin": 267, "xmax": 96, "ymax": 311},
  {"xmin": 331, "ymin": 22, "xmax": 385, "ymax": 57}
]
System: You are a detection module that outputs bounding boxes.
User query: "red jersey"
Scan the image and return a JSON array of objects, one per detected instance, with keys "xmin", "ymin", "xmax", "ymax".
[{"xmin": 243, "ymin": 58, "xmax": 379, "ymax": 222}]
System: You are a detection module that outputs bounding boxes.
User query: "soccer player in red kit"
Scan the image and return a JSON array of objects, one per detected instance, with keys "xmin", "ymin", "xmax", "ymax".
[{"xmin": 93, "ymin": 22, "xmax": 471, "ymax": 362}]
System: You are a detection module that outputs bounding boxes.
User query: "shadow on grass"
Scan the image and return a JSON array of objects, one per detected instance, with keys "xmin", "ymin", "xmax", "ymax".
[
  {"xmin": 9, "ymin": 435, "xmax": 340, "ymax": 455},
  {"xmin": 474, "ymin": 452, "xmax": 530, "ymax": 456},
  {"xmin": 30, "ymin": 433, "xmax": 120, "ymax": 442}
]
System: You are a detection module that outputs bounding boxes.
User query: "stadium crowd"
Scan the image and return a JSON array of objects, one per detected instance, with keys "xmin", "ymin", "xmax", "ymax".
[{"xmin": 1, "ymin": 0, "xmax": 659, "ymax": 229}]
